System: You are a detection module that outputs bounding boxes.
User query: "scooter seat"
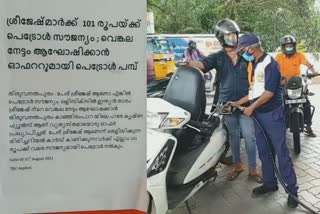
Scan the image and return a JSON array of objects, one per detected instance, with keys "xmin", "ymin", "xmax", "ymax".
[
  {"xmin": 167, "ymin": 116, "xmax": 220, "ymax": 186},
  {"xmin": 163, "ymin": 67, "xmax": 206, "ymax": 121}
]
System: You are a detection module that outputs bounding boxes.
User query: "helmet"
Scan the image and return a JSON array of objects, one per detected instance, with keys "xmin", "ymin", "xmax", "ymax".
[
  {"xmin": 213, "ymin": 19, "xmax": 240, "ymax": 47},
  {"xmin": 188, "ymin": 40, "xmax": 196, "ymax": 45},
  {"xmin": 188, "ymin": 40, "xmax": 196, "ymax": 49},
  {"xmin": 280, "ymin": 35, "xmax": 297, "ymax": 55}
]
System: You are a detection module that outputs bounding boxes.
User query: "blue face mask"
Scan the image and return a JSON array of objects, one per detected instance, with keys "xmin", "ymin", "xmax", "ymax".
[{"xmin": 242, "ymin": 52, "xmax": 254, "ymax": 62}]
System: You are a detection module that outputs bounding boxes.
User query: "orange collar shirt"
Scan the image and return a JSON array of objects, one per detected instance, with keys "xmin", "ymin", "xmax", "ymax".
[{"xmin": 275, "ymin": 52, "xmax": 307, "ymax": 79}]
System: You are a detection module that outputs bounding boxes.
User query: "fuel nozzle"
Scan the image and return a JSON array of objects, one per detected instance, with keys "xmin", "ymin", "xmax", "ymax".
[{"xmin": 226, "ymin": 102, "xmax": 246, "ymax": 112}]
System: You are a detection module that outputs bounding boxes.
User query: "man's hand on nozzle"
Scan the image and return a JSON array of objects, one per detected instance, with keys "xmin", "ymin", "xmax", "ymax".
[
  {"xmin": 226, "ymin": 101, "xmax": 246, "ymax": 112},
  {"xmin": 226, "ymin": 101, "xmax": 238, "ymax": 107}
]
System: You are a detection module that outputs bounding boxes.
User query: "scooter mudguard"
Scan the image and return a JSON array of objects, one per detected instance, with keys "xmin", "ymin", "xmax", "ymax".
[
  {"xmin": 289, "ymin": 107, "xmax": 304, "ymax": 133},
  {"xmin": 147, "ymin": 129, "xmax": 177, "ymax": 214}
]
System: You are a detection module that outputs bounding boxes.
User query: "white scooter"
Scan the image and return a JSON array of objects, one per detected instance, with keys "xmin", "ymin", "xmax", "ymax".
[{"xmin": 147, "ymin": 66, "xmax": 230, "ymax": 214}]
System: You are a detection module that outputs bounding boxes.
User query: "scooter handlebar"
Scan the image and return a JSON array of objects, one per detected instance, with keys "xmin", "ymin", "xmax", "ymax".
[
  {"xmin": 312, "ymin": 73, "xmax": 320, "ymax": 77},
  {"xmin": 303, "ymin": 68, "xmax": 320, "ymax": 78}
]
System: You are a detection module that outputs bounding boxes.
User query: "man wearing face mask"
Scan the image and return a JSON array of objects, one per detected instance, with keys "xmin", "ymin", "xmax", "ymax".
[
  {"xmin": 183, "ymin": 40, "xmax": 205, "ymax": 61},
  {"xmin": 234, "ymin": 33, "xmax": 299, "ymax": 208},
  {"xmin": 275, "ymin": 35, "xmax": 317, "ymax": 137},
  {"xmin": 186, "ymin": 19, "xmax": 262, "ymax": 183}
]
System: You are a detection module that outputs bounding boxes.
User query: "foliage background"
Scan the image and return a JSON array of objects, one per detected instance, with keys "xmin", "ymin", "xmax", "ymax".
[{"xmin": 147, "ymin": 0, "xmax": 320, "ymax": 52}]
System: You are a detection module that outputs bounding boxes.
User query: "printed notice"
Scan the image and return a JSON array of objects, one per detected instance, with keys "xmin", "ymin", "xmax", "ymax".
[{"xmin": 0, "ymin": 0, "xmax": 147, "ymax": 214}]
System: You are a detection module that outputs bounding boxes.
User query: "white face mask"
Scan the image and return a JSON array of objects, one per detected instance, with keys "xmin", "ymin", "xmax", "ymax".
[
  {"xmin": 285, "ymin": 47, "xmax": 294, "ymax": 52},
  {"xmin": 224, "ymin": 33, "xmax": 237, "ymax": 46}
]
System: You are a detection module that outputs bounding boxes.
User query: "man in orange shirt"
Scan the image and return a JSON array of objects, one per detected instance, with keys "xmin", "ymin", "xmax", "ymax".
[{"xmin": 275, "ymin": 35, "xmax": 317, "ymax": 137}]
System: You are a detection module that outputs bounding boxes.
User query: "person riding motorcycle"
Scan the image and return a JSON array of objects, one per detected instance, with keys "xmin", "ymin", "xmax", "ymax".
[
  {"xmin": 183, "ymin": 40, "xmax": 205, "ymax": 61},
  {"xmin": 275, "ymin": 35, "xmax": 318, "ymax": 137}
]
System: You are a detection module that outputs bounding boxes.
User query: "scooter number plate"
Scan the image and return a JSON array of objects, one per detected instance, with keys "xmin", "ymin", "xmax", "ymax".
[{"xmin": 285, "ymin": 99, "xmax": 306, "ymax": 104}]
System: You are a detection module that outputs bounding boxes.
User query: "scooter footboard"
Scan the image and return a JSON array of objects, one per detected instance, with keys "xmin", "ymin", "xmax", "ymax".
[{"xmin": 147, "ymin": 186, "xmax": 168, "ymax": 214}]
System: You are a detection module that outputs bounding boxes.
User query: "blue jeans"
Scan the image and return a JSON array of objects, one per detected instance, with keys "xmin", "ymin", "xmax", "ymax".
[
  {"xmin": 224, "ymin": 112, "xmax": 257, "ymax": 169},
  {"xmin": 254, "ymin": 105, "xmax": 298, "ymax": 193}
]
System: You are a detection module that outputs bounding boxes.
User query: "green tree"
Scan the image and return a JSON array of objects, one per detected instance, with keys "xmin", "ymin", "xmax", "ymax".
[
  {"xmin": 154, "ymin": 0, "xmax": 320, "ymax": 52},
  {"xmin": 147, "ymin": 0, "xmax": 162, "ymax": 12},
  {"xmin": 153, "ymin": 0, "xmax": 205, "ymax": 33}
]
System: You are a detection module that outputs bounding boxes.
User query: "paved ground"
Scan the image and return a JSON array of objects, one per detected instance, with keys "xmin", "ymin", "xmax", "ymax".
[{"xmin": 171, "ymin": 80, "xmax": 320, "ymax": 214}]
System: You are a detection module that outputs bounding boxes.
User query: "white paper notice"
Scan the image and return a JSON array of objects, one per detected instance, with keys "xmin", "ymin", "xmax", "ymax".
[{"xmin": 0, "ymin": 0, "xmax": 147, "ymax": 214}]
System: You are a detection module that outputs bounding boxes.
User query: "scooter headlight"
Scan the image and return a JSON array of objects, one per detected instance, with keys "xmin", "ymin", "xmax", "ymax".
[
  {"xmin": 147, "ymin": 112, "xmax": 168, "ymax": 129},
  {"xmin": 147, "ymin": 112, "xmax": 185, "ymax": 129},
  {"xmin": 287, "ymin": 88, "xmax": 302, "ymax": 99},
  {"xmin": 161, "ymin": 118, "xmax": 185, "ymax": 128},
  {"xmin": 147, "ymin": 139, "xmax": 175, "ymax": 178}
]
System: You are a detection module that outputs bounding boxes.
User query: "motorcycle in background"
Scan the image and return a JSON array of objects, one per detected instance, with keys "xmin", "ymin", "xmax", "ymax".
[{"xmin": 283, "ymin": 70, "xmax": 319, "ymax": 154}]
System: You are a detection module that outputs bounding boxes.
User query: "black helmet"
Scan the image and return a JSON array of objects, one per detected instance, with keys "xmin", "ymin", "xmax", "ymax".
[
  {"xmin": 280, "ymin": 35, "xmax": 297, "ymax": 55},
  {"xmin": 213, "ymin": 19, "xmax": 240, "ymax": 47},
  {"xmin": 188, "ymin": 40, "xmax": 196, "ymax": 45},
  {"xmin": 188, "ymin": 40, "xmax": 196, "ymax": 49}
]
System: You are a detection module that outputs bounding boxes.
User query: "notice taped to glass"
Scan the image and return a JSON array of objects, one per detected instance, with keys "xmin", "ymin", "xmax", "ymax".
[{"xmin": 0, "ymin": 0, "xmax": 147, "ymax": 213}]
